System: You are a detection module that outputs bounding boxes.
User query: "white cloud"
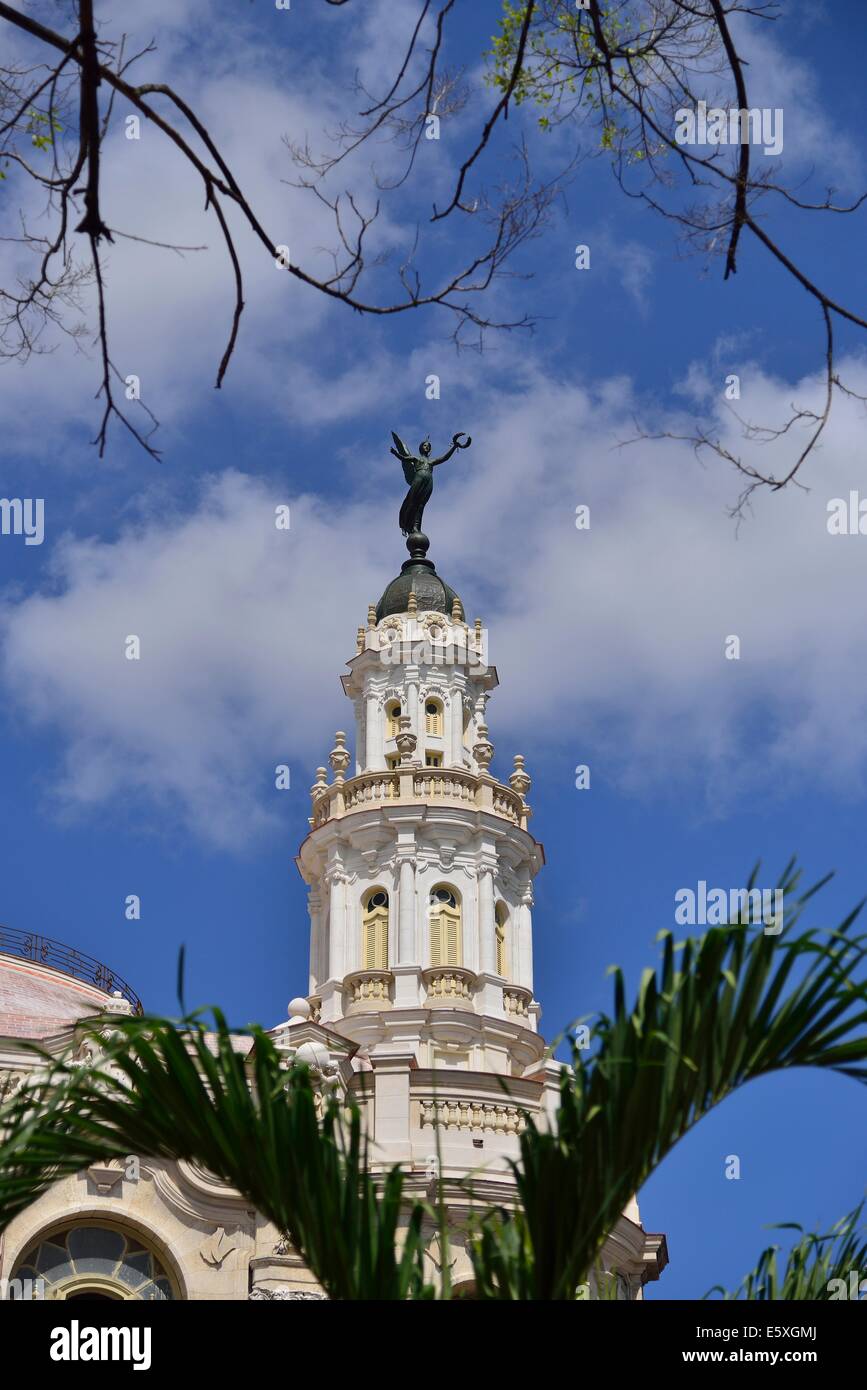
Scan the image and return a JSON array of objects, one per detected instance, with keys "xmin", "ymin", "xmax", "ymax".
[
  {"xmin": 731, "ymin": 13, "xmax": 862, "ymax": 183},
  {"xmin": 0, "ymin": 471, "xmax": 390, "ymax": 848},
  {"xmin": 577, "ymin": 229, "xmax": 654, "ymax": 312},
  {"xmin": 5, "ymin": 355, "xmax": 867, "ymax": 847},
  {"xmin": 0, "ymin": 0, "xmax": 457, "ymax": 457},
  {"xmin": 2, "ymin": 3, "xmax": 866, "ymax": 849}
]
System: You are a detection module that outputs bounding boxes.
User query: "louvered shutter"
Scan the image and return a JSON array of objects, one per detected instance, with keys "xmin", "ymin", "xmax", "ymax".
[
  {"xmin": 496, "ymin": 923, "xmax": 507, "ymax": 977},
  {"xmin": 364, "ymin": 921, "xmax": 376, "ymax": 969},
  {"xmin": 430, "ymin": 913, "xmax": 442, "ymax": 967},
  {"xmin": 375, "ymin": 914, "xmax": 388, "ymax": 970},
  {"xmin": 446, "ymin": 914, "xmax": 459, "ymax": 965}
]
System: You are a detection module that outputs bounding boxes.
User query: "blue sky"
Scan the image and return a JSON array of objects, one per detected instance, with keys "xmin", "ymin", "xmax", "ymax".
[{"xmin": 1, "ymin": 0, "xmax": 866, "ymax": 1298}]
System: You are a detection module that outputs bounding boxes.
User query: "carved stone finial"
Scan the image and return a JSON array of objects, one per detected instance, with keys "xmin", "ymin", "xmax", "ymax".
[
  {"xmin": 367, "ymin": 605, "xmax": 377, "ymax": 629},
  {"xmin": 509, "ymin": 753, "xmax": 531, "ymax": 799},
  {"xmin": 395, "ymin": 714, "xmax": 418, "ymax": 767},
  {"xmin": 288, "ymin": 997, "xmax": 311, "ymax": 1025},
  {"xmin": 329, "ymin": 732, "xmax": 350, "ymax": 784},
  {"xmin": 407, "ymin": 590, "xmax": 418, "ymax": 615},
  {"xmin": 310, "ymin": 766, "xmax": 328, "ymax": 803},
  {"xmin": 451, "ymin": 596, "xmax": 463, "ymax": 621},
  {"xmin": 473, "ymin": 721, "xmax": 494, "ymax": 772},
  {"xmin": 105, "ymin": 991, "xmax": 134, "ymax": 1017},
  {"xmin": 356, "ymin": 626, "xmax": 365, "ymax": 653},
  {"xmin": 474, "ymin": 618, "xmax": 483, "ymax": 641}
]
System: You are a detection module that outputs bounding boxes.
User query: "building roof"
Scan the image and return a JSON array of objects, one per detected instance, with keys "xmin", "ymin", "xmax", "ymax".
[
  {"xmin": 0, "ymin": 953, "xmax": 120, "ymax": 1039},
  {"xmin": 376, "ymin": 538, "xmax": 462, "ymax": 622},
  {"xmin": 0, "ymin": 929, "xmax": 142, "ymax": 1040}
]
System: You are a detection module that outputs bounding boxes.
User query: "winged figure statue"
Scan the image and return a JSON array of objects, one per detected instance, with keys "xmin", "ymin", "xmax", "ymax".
[{"xmin": 390, "ymin": 430, "xmax": 472, "ymax": 538}]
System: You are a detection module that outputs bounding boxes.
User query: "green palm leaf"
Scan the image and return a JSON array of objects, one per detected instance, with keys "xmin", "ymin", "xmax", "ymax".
[
  {"xmin": 2, "ymin": 864, "xmax": 866, "ymax": 1301},
  {"xmin": 469, "ymin": 865, "xmax": 867, "ymax": 1298},
  {"xmin": 706, "ymin": 1202, "xmax": 867, "ymax": 1300},
  {"xmin": 0, "ymin": 1010, "xmax": 434, "ymax": 1301}
]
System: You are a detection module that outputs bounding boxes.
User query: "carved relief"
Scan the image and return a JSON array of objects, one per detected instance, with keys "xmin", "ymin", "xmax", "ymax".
[
  {"xmin": 376, "ymin": 682, "xmax": 403, "ymax": 709},
  {"xmin": 249, "ymin": 1287, "xmax": 327, "ymax": 1301},
  {"xmin": 86, "ymin": 1161, "xmax": 124, "ymax": 1196},
  {"xmin": 0, "ymin": 1069, "xmax": 27, "ymax": 1103},
  {"xmin": 200, "ymin": 1226, "xmax": 238, "ymax": 1270},
  {"xmin": 378, "ymin": 618, "xmax": 403, "ymax": 648}
]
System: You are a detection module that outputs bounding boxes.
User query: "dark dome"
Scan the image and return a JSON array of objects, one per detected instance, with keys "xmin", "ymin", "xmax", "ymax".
[
  {"xmin": 376, "ymin": 555, "xmax": 461, "ymax": 622},
  {"xmin": 376, "ymin": 531, "xmax": 463, "ymax": 621}
]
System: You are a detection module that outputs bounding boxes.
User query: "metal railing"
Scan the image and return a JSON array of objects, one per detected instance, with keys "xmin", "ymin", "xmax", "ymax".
[{"xmin": 0, "ymin": 925, "xmax": 143, "ymax": 1015}]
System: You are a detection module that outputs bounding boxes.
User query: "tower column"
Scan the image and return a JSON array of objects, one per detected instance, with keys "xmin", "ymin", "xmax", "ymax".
[
  {"xmin": 328, "ymin": 871, "xmax": 347, "ymax": 980},
  {"xmin": 478, "ymin": 868, "xmax": 496, "ymax": 975},
  {"xmin": 398, "ymin": 854, "xmax": 416, "ymax": 963},
  {"xmin": 518, "ymin": 886, "xmax": 534, "ymax": 992},
  {"xmin": 307, "ymin": 887, "xmax": 322, "ymax": 994},
  {"xmin": 406, "ymin": 673, "xmax": 419, "ymax": 739},
  {"xmin": 365, "ymin": 689, "xmax": 381, "ymax": 770},
  {"xmin": 449, "ymin": 686, "xmax": 464, "ymax": 766}
]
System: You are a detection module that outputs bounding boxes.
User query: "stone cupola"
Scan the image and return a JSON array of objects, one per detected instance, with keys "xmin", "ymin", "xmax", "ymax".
[{"xmin": 295, "ymin": 547, "xmax": 546, "ymax": 1076}]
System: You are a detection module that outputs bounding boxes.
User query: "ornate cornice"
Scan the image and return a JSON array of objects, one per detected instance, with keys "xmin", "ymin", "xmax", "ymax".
[{"xmin": 249, "ymin": 1288, "xmax": 327, "ymax": 1300}]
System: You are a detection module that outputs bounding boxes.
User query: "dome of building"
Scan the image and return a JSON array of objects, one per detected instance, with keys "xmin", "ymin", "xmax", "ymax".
[
  {"xmin": 376, "ymin": 552, "xmax": 461, "ymax": 622},
  {"xmin": 0, "ymin": 930, "xmax": 141, "ymax": 1039}
]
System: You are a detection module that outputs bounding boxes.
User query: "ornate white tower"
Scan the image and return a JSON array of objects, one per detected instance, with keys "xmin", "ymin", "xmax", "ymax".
[
  {"xmin": 296, "ymin": 534, "xmax": 546, "ymax": 1078},
  {"xmin": 291, "ymin": 518, "xmax": 666, "ymax": 1297},
  {"xmin": 0, "ymin": 473, "xmax": 665, "ymax": 1303}
]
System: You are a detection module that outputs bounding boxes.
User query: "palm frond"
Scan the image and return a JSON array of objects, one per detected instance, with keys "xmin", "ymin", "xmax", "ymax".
[
  {"xmin": 469, "ymin": 866, "xmax": 867, "ymax": 1298},
  {"xmin": 705, "ymin": 1201, "xmax": 867, "ymax": 1300},
  {"xmin": 0, "ymin": 1009, "xmax": 434, "ymax": 1301},
  {"xmin": 3, "ymin": 864, "xmax": 866, "ymax": 1302}
]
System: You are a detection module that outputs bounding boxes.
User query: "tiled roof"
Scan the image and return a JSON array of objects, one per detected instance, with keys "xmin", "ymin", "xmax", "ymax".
[{"xmin": 0, "ymin": 953, "xmax": 113, "ymax": 1039}]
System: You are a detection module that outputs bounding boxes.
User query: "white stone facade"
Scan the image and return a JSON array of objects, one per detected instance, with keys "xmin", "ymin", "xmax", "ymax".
[
  {"xmin": 0, "ymin": 586, "xmax": 668, "ymax": 1300},
  {"xmin": 301, "ymin": 606, "xmax": 542, "ymax": 1046}
]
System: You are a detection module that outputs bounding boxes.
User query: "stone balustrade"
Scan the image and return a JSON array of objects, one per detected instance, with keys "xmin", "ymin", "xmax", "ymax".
[
  {"xmin": 418, "ymin": 1097, "xmax": 526, "ymax": 1136},
  {"xmin": 502, "ymin": 986, "xmax": 533, "ymax": 1019},
  {"xmin": 344, "ymin": 970, "xmax": 393, "ymax": 1012},
  {"xmin": 422, "ymin": 965, "xmax": 477, "ymax": 1006},
  {"xmin": 310, "ymin": 765, "xmax": 527, "ymax": 830}
]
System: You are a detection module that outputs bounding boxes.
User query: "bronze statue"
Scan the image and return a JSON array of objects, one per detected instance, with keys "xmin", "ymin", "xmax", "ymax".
[{"xmin": 390, "ymin": 430, "xmax": 472, "ymax": 538}]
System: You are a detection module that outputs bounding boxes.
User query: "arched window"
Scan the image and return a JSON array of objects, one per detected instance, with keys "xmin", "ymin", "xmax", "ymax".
[
  {"xmin": 385, "ymin": 699, "xmax": 402, "ymax": 738},
  {"xmin": 425, "ymin": 697, "xmax": 444, "ymax": 736},
  {"xmin": 429, "ymin": 885, "xmax": 462, "ymax": 967},
  {"xmin": 495, "ymin": 901, "xmax": 509, "ymax": 979},
  {"xmin": 11, "ymin": 1223, "xmax": 176, "ymax": 1301},
  {"xmin": 362, "ymin": 888, "xmax": 389, "ymax": 971}
]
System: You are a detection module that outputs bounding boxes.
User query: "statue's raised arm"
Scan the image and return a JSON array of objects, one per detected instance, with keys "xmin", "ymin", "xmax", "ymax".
[{"xmin": 431, "ymin": 432, "xmax": 472, "ymax": 466}]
